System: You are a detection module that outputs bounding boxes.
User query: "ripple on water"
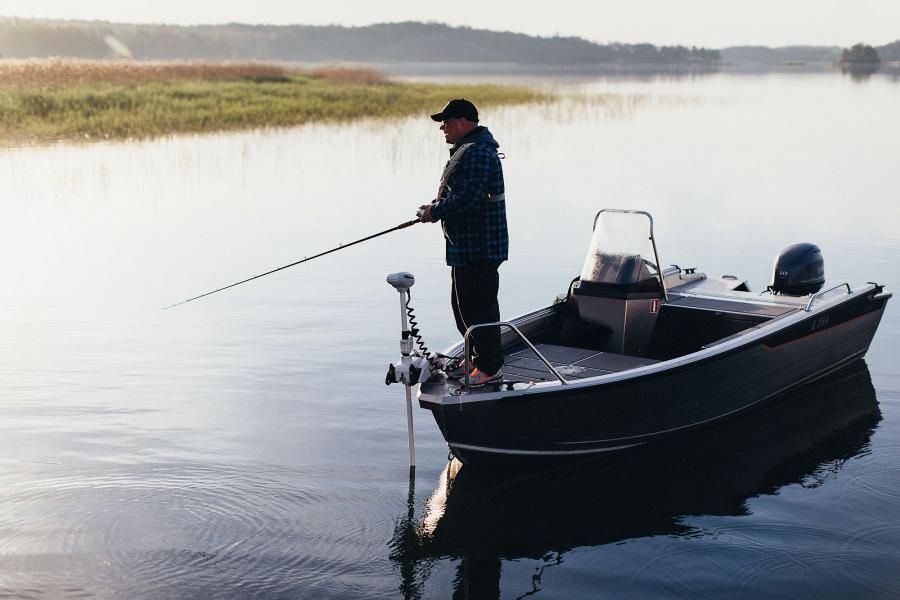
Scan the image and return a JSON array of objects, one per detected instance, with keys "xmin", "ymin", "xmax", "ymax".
[
  {"xmin": 823, "ymin": 451, "xmax": 900, "ymax": 538},
  {"xmin": 0, "ymin": 462, "xmax": 398, "ymax": 598},
  {"xmin": 624, "ymin": 519, "xmax": 900, "ymax": 600}
]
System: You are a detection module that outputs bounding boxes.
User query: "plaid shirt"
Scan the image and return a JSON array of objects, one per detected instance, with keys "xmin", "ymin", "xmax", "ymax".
[{"xmin": 430, "ymin": 126, "xmax": 508, "ymax": 268}]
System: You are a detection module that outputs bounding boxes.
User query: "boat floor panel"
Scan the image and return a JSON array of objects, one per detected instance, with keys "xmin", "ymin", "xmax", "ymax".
[{"xmin": 504, "ymin": 343, "xmax": 659, "ymax": 383}]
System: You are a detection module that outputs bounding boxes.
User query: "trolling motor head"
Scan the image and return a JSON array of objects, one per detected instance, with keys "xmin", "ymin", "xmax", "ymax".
[{"xmin": 387, "ymin": 272, "xmax": 415, "ymax": 292}]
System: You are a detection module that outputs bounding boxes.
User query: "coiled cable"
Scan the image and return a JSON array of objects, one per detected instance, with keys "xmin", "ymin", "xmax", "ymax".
[{"xmin": 406, "ymin": 290, "xmax": 442, "ymax": 370}]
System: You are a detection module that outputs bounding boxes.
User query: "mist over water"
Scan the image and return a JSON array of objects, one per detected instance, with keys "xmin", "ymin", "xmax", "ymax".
[{"xmin": 1, "ymin": 71, "xmax": 898, "ymax": 598}]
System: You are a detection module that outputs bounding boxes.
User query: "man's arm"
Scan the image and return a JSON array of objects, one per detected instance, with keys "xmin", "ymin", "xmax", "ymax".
[{"xmin": 429, "ymin": 147, "xmax": 495, "ymax": 221}]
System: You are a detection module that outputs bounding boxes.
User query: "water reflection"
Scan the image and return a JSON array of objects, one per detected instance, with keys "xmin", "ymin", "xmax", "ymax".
[
  {"xmin": 391, "ymin": 362, "xmax": 880, "ymax": 599},
  {"xmin": 840, "ymin": 63, "xmax": 881, "ymax": 82}
]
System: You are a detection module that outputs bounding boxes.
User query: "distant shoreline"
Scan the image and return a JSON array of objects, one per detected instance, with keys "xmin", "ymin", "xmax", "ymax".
[
  {"xmin": 0, "ymin": 60, "xmax": 552, "ymax": 146},
  {"xmin": 362, "ymin": 60, "xmax": 900, "ymax": 81},
  {"xmin": 1, "ymin": 17, "xmax": 896, "ymax": 71}
]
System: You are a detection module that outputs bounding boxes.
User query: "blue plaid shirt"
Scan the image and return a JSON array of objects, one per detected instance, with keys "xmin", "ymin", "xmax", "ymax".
[{"xmin": 430, "ymin": 126, "xmax": 508, "ymax": 268}]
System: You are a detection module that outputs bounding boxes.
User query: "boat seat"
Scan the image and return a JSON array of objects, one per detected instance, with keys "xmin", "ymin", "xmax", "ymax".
[
  {"xmin": 665, "ymin": 294, "xmax": 799, "ymax": 319},
  {"xmin": 503, "ymin": 343, "xmax": 659, "ymax": 383}
]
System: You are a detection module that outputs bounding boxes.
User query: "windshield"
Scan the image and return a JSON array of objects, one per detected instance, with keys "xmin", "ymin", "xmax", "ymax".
[{"xmin": 579, "ymin": 211, "xmax": 661, "ymax": 292}]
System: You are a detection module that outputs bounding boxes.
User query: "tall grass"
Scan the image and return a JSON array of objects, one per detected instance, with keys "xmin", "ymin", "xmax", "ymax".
[
  {"xmin": 0, "ymin": 59, "xmax": 290, "ymax": 85},
  {"xmin": 308, "ymin": 65, "xmax": 389, "ymax": 85},
  {"xmin": 0, "ymin": 60, "xmax": 551, "ymax": 144}
]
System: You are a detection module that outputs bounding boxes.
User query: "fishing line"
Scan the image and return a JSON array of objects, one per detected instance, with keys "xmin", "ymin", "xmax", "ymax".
[{"xmin": 164, "ymin": 218, "xmax": 420, "ymax": 309}]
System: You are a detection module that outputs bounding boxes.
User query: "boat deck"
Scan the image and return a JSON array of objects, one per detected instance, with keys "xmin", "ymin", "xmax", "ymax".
[{"xmin": 503, "ymin": 343, "xmax": 660, "ymax": 384}]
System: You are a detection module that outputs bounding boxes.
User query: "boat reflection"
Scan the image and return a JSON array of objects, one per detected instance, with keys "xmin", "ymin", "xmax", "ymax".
[{"xmin": 390, "ymin": 361, "xmax": 880, "ymax": 599}]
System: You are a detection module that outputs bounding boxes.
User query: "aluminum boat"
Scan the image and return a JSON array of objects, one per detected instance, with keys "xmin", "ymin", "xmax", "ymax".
[{"xmin": 418, "ymin": 209, "xmax": 891, "ymax": 465}]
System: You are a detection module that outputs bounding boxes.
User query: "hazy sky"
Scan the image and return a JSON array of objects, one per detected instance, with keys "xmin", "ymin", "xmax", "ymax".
[{"xmin": 3, "ymin": 0, "xmax": 898, "ymax": 47}]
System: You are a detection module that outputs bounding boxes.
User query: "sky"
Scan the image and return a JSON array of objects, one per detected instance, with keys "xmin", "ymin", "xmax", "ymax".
[{"xmin": 2, "ymin": 0, "xmax": 898, "ymax": 48}]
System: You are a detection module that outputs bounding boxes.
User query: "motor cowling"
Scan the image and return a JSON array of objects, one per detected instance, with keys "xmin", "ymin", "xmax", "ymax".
[{"xmin": 771, "ymin": 243, "xmax": 825, "ymax": 295}]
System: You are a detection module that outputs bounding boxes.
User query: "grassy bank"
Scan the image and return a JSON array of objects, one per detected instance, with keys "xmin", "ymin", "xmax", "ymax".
[{"xmin": 0, "ymin": 60, "xmax": 551, "ymax": 144}]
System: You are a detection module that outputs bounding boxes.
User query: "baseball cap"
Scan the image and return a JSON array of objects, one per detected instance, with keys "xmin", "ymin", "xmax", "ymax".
[{"xmin": 430, "ymin": 99, "xmax": 479, "ymax": 122}]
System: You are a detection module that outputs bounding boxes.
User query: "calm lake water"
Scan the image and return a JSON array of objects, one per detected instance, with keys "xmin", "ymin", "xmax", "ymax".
[{"xmin": 1, "ymin": 71, "xmax": 898, "ymax": 598}]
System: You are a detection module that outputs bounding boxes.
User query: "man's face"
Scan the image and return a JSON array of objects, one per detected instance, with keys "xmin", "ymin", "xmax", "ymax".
[{"xmin": 440, "ymin": 118, "xmax": 466, "ymax": 144}]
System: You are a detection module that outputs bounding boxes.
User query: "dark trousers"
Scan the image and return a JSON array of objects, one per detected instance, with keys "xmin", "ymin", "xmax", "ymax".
[{"xmin": 451, "ymin": 261, "xmax": 502, "ymax": 374}]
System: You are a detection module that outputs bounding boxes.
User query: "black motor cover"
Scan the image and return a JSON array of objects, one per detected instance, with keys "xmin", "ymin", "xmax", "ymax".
[{"xmin": 771, "ymin": 243, "xmax": 825, "ymax": 295}]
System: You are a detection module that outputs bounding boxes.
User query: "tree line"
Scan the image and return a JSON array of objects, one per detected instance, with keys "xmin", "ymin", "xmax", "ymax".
[
  {"xmin": 840, "ymin": 43, "xmax": 880, "ymax": 64},
  {"xmin": 2, "ymin": 18, "xmax": 896, "ymax": 66},
  {"xmin": 0, "ymin": 18, "xmax": 721, "ymax": 65}
]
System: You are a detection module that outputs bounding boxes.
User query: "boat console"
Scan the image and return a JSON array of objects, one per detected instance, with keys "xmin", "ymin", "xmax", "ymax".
[{"xmin": 569, "ymin": 210, "xmax": 664, "ymax": 356}]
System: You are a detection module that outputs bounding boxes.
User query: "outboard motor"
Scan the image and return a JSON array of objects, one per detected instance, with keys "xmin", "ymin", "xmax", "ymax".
[{"xmin": 770, "ymin": 243, "xmax": 825, "ymax": 295}]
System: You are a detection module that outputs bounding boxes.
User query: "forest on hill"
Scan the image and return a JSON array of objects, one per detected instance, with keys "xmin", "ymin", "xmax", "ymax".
[
  {"xmin": 0, "ymin": 18, "xmax": 720, "ymax": 65},
  {"xmin": 2, "ymin": 18, "xmax": 896, "ymax": 67}
]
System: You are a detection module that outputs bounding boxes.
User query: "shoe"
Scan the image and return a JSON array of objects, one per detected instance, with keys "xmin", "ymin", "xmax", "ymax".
[{"xmin": 463, "ymin": 368, "xmax": 503, "ymax": 387}]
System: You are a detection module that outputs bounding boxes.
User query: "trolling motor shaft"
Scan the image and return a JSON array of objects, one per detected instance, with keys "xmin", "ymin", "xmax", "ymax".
[{"xmin": 385, "ymin": 271, "xmax": 436, "ymax": 470}]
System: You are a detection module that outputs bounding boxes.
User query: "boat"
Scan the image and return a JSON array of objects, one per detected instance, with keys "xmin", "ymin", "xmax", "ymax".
[
  {"xmin": 394, "ymin": 362, "xmax": 879, "ymax": 563},
  {"xmin": 416, "ymin": 209, "xmax": 891, "ymax": 465}
]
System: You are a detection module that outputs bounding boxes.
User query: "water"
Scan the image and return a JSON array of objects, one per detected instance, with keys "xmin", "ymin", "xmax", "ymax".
[{"xmin": 1, "ymin": 71, "xmax": 898, "ymax": 598}]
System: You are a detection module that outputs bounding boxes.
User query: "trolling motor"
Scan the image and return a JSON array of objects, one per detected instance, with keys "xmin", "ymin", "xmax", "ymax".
[
  {"xmin": 385, "ymin": 271, "xmax": 440, "ymax": 470},
  {"xmin": 385, "ymin": 272, "xmax": 439, "ymax": 386}
]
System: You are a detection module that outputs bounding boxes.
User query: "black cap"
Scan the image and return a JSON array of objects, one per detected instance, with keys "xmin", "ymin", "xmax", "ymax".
[{"xmin": 430, "ymin": 99, "xmax": 479, "ymax": 122}]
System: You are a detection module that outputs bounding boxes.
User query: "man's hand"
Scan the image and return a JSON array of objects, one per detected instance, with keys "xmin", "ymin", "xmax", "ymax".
[{"xmin": 418, "ymin": 204, "xmax": 436, "ymax": 223}]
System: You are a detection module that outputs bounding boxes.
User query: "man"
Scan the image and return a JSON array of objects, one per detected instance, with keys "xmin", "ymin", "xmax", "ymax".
[{"xmin": 418, "ymin": 99, "xmax": 508, "ymax": 387}]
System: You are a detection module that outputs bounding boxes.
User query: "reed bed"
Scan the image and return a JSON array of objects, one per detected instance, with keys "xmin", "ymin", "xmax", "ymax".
[
  {"xmin": 308, "ymin": 65, "xmax": 389, "ymax": 85},
  {"xmin": 0, "ymin": 60, "xmax": 551, "ymax": 144},
  {"xmin": 0, "ymin": 59, "xmax": 290, "ymax": 86}
]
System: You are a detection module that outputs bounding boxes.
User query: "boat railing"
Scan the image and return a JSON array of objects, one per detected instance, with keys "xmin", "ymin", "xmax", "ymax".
[
  {"xmin": 463, "ymin": 322, "xmax": 568, "ymax": 393},
  {"xmin": 805, "ymin": 282, "xmax": 851, "ymax": 311}
]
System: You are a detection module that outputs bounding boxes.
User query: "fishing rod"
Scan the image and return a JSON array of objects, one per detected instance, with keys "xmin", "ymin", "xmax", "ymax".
[{"xmin": 164, "ymin": 218, "xmax": 420, "ymax": 309}]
